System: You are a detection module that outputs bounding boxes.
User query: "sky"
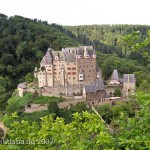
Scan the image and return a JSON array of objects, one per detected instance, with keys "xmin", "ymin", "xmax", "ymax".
[{"xmin": 0, "ymin": 0, "xmax": 150, "ymax": 25}]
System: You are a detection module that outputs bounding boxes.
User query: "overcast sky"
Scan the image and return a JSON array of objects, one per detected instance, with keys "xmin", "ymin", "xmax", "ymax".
[{"xmin": 0, "ymin": 0, "xmax": 150, "ymax": 25}]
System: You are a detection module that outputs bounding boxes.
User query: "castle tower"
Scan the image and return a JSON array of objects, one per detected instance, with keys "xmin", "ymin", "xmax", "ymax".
[
  {"xmin": 60, "ymin": 65, "xmax": 65, "ymax": 86},
  {"xmin": 84, "ymin": 48, "xmax": 90, "ymax": 58},
  {"xmin": 93, "ymin": 48, "xmax": 96, "ymax": 58},
  {"xmin": 109, "ymin": 69, "xmax": 120, "ymax": 85},
  {"xmin": 38, "ymin": 48, "xmax": 54, "ymax": 87},
  {"xmin": 34, "ymin": 67, "xmax": 38, "ymax": 78},
  {"xmin": 122, "ymin": 74, "xmax": 136, "ymax": 98},
  {"xmin": 96, "ymin": 65, "xmax": 102, "ymax": 79}
]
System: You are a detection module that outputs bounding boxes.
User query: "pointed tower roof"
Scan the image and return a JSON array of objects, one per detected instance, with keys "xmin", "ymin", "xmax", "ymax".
[
  {"xmin": 93, "ymin": 48, "xmax": 96, "ymax": 55},
  {"xmin": 40, "ymin": 48, "xmax": 53, "ymax": 66},
  {"xmin": 111, "ymin": 69, "xmax": 119, "ymax": 81}
]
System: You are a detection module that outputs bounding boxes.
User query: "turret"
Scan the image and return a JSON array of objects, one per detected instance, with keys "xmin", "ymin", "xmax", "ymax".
[
  {"xmin": 34, "ymin": 67, "xmax": 38, "ymax": 78},
  {"xmin": 55, "ymin": 53, "xmax": 59, "ymax": 60},
  {"xmin": 84, "ymin": 48, "xmax": 90, "ymax": 58},
  {"xmin": 40, "ymin": 48, "xmax": 53, "ymax": 66},
  {"xmin": 93, "ymin": 48, "xmax": 96, "ymax": 58}
]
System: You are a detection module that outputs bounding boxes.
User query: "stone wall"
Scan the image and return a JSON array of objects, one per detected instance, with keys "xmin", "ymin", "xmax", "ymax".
[
  {"xmin": 25, "ymin": 104, "xmax": 48, "ymax": 113},
  {"xmin": 18, "ymin": 88, "xmax": 27, "ymax": 97},
  {"xmin": 122, "ymin": 82, "xmax": 135, "ymax": 97},
  {"xmin": 42, "ymin": 85, "xmax": 82, "ymax": 96},
  {"xmin": 86, "ymin": 90, "xmax": 106, "ymax": 103}
]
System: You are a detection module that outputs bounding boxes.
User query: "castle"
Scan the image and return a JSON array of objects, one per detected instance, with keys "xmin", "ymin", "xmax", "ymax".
[
  {"xmin": 34, "ymin": 46, "xmax": 101, "ymax": 93},
  {"xmin": 17, "ymin": 46, "xmax": 136, "ymax": 107},
  {"xmin": 108, "ymin": 69, "xmax": 136, "ymax": 98},
  {"xmin": 33, "ymin": 46, "xmax": 135, "ymax": 101}
]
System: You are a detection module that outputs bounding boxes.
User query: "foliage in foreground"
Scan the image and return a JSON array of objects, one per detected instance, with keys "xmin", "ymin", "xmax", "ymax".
[
  {"xmin": 0, "ymin": 93, "xmax": 150, "ymax": 150},
  {"xmin": 2, "ymin": 112, "xmax": 114, "ymax": 150}
]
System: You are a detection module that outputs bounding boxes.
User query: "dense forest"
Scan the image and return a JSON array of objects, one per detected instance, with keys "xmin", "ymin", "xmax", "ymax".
[
  {"xmin": 0, "ymin": 13, "xmax": 150, "ymax": 149},
  {"xmin": 64, "ymin": 24, "xmax": 150, "ymax": 64},
  {"xmin": 0, "ymin": 13, "xmax": 150, "ymax": 111},
  {"xmin": 0, "ymin": 14, "xmax": 79, "ymax": 111}
]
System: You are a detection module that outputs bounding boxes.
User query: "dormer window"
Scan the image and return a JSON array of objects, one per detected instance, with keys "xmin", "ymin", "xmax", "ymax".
[
  {"xmin": 85, "ymin": 54, "xmax": 90, "ymax": 58},
  {"xmin": 93, "ymin": 54, "xmax": 96, "ymax": 58},
  {"xmin": 55, "ymin": 53, "xmax": 59, "ymax": 60}
]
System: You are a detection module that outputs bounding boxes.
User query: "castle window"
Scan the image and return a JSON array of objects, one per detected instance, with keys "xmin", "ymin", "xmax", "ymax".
[
  {"xmin": 68, "ymin": 67, "xmax": 71, "ymax": 70},
  {"xmin": 72, "ymin": 67, "xmax": 76, "ymax": 70},
  {"xmin": 49, "ymin": 66, "xmax": 51, "ymax": 67},
  {"xmin": 72, "ymin": 72, "xmax": 76, "ymax": 75},
  {"xmin": 54, "ymin": 72, "xmax": 57, "ymax": 74},
  {"xmin": 68, "ymin": 72, "xmax": 71, "ymax": 75},
  {"xmin": 54, "ymin": 68, "xmax": 56, "ymax": 70},
  {"xmin": 74, "ymin": 63, "xmax": 76, "ymax": 65},
  {"xmin": 67, "ymin": 63, "xmax": 69, "ymax": 65},
  {"xmin": 73, "ymin": 77, "xmax": 75, "ymax": 80},
  {"xmin": 48, "ymin": 69, "xmax": 51, "ymax": 71},
  {"xmin": 89, "ymin": 70, "xmax": 91, "ymax": 72}
]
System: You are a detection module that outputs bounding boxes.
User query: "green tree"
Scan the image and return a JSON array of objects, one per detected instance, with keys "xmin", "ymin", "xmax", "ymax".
[
  {"xmin": 16, "ymin": 41, "xmax": 29, "ymax": 59},
  {"xmin": 113, "ymin": 89, "xmax": 122, "ymax": 97},
  {"xmin": 25, "ymin": 73, "xmax": 34, "ymax": 83},
  {"xmin": 2, "ymin": 112, "xmax": 114, "ymax": 149},
  {"xmin": 138, "ymin": 80, "xmax": 150, "ymax": 93},
  {"xmin": 48, "ymin": 101, "xmax": 59, "ymax": 115}
]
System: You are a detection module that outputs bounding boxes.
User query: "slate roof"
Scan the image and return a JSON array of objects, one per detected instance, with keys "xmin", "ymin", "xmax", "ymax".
[
  {"xmin": 64, "ymin": 52, "xmax": 76, "ymax": 62},
  {"xmin": 41, "ymin": 48, "xmax": 53, "ymax": 65},
  {"xmin": 123, "ymin": 74, "xmax": 135, "ymax": 83},
  {"xmin": 111, "ymin": 69, "xmax": 119, "ymax": 81},
  {"xmin": 96, "ymin": 79, "xmax": 105, "ymax": 90},
  {"xmin": 85, "ymin": 84, "xmax": 97, "ymax": 93},
  {"xmin": 18, "ymin": 83, "xmax": 27, "ymax": 89},
  {"xmin": 52, "ymin": 51, "xmax": 66, "ymax": 61},
  {"xmin": 41, "ymin": 46, "xmax": 95, "ymax": 64},
  {"xmin": 85, "ymin": 79, "xmax": 105, "ymax": 93}
]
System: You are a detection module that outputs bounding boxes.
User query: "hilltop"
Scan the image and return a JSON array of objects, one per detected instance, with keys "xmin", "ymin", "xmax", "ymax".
[{"xmin": 0, "ymin": 14, "xmax": 150, "ymax": 111}]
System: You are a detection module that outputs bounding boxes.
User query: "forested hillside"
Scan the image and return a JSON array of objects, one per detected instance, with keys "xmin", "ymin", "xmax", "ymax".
[
  {"xmin": 0, "ymin": 14, "xmax": 150, "ymax": 111},
  {"xmin": 0, "ymin": 14, "xmax": 150, "ymax": 149},
  {"xmin": 0, "ymin": 14, "xmax": 78, "ymax": 110},
  {"xmin": 64, "ymin": 24, "xmax": 150, "ymax": 64}
]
